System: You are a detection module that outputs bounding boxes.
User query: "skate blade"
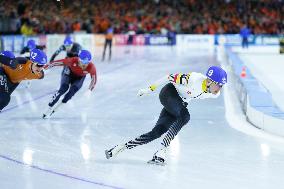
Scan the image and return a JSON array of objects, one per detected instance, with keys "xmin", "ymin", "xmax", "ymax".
[
  {"xmin": 42, "ymin": 111, "xmax": 55, "ymax": 120},
  {"xmin": 147, "ymin": 160, "xmax": 166, "ymax": 166},
  {"xmin": 42, "ymin": 114, "xmax": 49, "ymax": 119}
]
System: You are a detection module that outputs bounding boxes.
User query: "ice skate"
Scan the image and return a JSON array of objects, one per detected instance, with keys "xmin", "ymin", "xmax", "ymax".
[
  {"xmin": 42, "ymin": 102, "xmax": 63, "ymax": 119},
  {"xmin": 147, "ymin": 148, "xmax": 167, "ymax": 166},
  {"xmin": 105, "ymin": 143, "xmax": 126, "ymax": 159},
  {"xmin": 42, "ymin": 106, "xmax": 54, "ymax": 119}
]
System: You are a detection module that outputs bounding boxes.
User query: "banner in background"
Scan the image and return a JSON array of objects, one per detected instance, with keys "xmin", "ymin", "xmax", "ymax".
[
  {"xmin": 1, "ymin": 34, "xmax": 282, "ymax": 54},
  {"xmin": 114, "ymin": 35, "xmax": 128, "ymax": 45},
  {"xmin": 46, "ymin": 34, "xmax": 66, "ymax": 60},
  {"xmin": 1, "ymin": 35, "xmax": 44, "ymax": 54},
  {"xmin": 256, "ymin": 35, "xmax": 281, "ymax": 45},
  {"xmin": 2, "ymin": 36, "xmax": 16, "ymax": 52},
  {"xmin": 74, "ymin": 34, "xmax": 95, "ymax": 58},
  {"xmin": 133, "ymin": 35, "xmax": 145, "ymax": 45},
  {"xmin": 177, "ymin": 34, "xmax": 214, "ymax": 48},
  {"xmin": 94, "ymin": 34, "xmax": 105, "ymax": 46},
  {"xmin": 144, "ymin": 35, "xmax": 175, "ymax": 45}
]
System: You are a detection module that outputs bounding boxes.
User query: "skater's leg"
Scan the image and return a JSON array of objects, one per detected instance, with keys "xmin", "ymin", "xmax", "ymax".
[
  {"xmin": 105, "ymin": 108, "xmax": 176, "ymax": 159},
  {"xmin": 108, "ymin": 40, "xmax": 112, "ymax": 61},
  {"xmin": 0, "ymin": 92, "xmax": 10, "ymax": 111},
  {"xmin": 0, "ymin": 69, "xmax": 18, "ymax": 111},
  {"xmin": 48, "ymin": 74, "xmax": 70, "ymax": 107},
  {"xmin": 148, "ymin": 83, "xmax": 191, "ymax": 165},
  {"xmin": 126, "ymin": 83, "xmax": 188, "ymax": 150},
  {"xmin": 102, "ymin": 39, "xmax": 107, "ymax": 61},
  {"xmin": 161, "ymin": 107, "xmax": 190, "ymax": 148},
  {"xmin": 148, "ymin": 109, "xmax": 190, "ymax": 165},
  {"xmin": 43, "ymin": 73, "xmax": 70, "ymax": 118},
  {"xmin": 62, "ymin": 76, "xmax": 85, "ymax": 103},
  {"xmin": 126, "ymin": 108, "xmax": 176, "ymax": 149}
]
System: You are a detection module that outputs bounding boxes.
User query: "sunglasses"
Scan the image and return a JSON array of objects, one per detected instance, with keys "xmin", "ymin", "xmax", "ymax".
[{"xmin": 211, "ymin": 80, "xmax": 223, "ymax": 88}]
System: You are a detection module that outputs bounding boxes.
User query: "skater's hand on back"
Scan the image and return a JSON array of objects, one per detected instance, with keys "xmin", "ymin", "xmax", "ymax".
[{"xmin": 9, "ymin": 59, "xmax": 18, "ymax": 70}]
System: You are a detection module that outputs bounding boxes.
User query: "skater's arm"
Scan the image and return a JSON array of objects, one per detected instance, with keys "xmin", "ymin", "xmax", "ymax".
[
  {"xmin": 137, "ymin": 75, "xmax": 169, "ymax": 96},
  {"xmin": 0, "ymin": 56, "xmax": 26, "ymax": 69},
  {"xmin": 88, "ymin": 64, "xmax": 97, "ymax": 91},
  {"xmin": 20, "ymin": 46, "xmax": 29, "ymax": 54},
  {"xmin": 17, "ymin": 57, "xmax": 29, "ymax": 64},
  {"xmin": 89, "ymin": 74, "xmax": 97, "ymax": 91},
  {"xmin": 138, "ymin": 73, "xmax": 192, "ymax": 96},
  {"xmin": 149, "ymin": 73, "xmax": 192, "ymax": 91},
  {"xmin": 49, "ymin": 45, "xmax": 64, "ymax": 62},
  {"xmin": 0, "ymin": 55, "xmax": 16, "ymax": 69},
  {"xmin": 148, "ymin": 75, "xmax": 170, "ymax": 91},
  {"xmin": 44, "ymin": 58, "xmax": 67, "ymax": 69}
]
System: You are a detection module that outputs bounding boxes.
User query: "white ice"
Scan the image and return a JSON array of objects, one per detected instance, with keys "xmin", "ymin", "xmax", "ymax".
[{"xmin": 1, "ymin": 46, "xmax": 284, "ymax": 189}]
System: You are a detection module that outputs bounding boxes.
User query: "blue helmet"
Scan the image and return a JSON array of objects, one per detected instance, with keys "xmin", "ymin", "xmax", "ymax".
[
  {"xmin": 30, "ymin": 49, "xmax": 47, "ymax": 66},
  {"xmin": 0, "ymin": 50, "xmax": 15, "ymax": 59},
  {"xmin": 64, "ymin": 36, "xmax": 73, "ymax": 46},
  {"xmin": 79, "ymin": 50, "xmax": 92, "ymax": 65},
  {"xmin": 206, "ymin": 66, "xmax": 227, "ymax": 86},
  {"xmin": 27, "ymin": 39, "xmax": 36, "ymax": 50}
]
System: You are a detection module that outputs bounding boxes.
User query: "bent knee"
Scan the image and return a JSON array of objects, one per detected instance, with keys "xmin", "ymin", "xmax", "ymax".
[{"xmin": 179, "ymin": 109, "xmax": 190, "ymax": 124}]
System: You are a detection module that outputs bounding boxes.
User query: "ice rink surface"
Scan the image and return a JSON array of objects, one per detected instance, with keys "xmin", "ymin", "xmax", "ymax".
[{"xmin": 1, "ymin": 46, "xmax": 284, "ymax": 189}]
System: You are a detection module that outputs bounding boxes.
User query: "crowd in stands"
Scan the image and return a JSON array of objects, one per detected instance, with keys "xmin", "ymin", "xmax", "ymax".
[{"xmin": 0, "ymin": 0, "xmax": 283, "ymax": 35}]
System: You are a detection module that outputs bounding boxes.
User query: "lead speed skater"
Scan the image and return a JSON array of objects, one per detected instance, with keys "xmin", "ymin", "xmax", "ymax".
[
  {"xmin": 42, "ymin": 50, "xmax": 97, "ymax": 119},
  {"xmin": 105, "ymin": 66, "xmax": 227, "ymax": 166}
]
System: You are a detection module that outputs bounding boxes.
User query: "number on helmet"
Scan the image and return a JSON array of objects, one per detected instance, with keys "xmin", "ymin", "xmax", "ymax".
[
  {"xmin": 208, "ymin": 69, "xmax": 214, "ymax": 76},
  {"xmin": 31, "ymin": 52, "xmax": 37, "ymax": 59}
]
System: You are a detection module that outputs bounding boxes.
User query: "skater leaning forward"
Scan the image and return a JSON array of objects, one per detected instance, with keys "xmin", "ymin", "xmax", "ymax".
[
  {"xmin": 42, "ymin": 50, "xmax": 97, "ymax": 119},
  {"xmin": 0, "ymin": 49, "xmax": 47, "ymax": 112},
  {"xmin": 106, "ymin": 66, "xmax": 227, "ymax": 165}
]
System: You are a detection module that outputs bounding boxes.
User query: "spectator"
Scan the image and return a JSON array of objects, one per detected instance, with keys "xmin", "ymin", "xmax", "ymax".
[{"xmin": 240, "ymin": 24, "xmax": 251, "ymax": 48}]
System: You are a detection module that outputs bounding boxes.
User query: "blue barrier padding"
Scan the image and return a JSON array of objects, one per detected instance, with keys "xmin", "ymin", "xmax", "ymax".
[{"xmin": 226, "ymin": 47, "xmax": 284, "ymax": 119}]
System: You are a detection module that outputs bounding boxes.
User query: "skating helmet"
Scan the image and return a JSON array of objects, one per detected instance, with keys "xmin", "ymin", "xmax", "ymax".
[
  {"xmin": 30, "ymin": 49, "xmax": 47, "ymax": 66},
  {"xmin": 27, "ymin": 39, "xmax": 36, "ymax": 50},
  {"xmin": 79, "ymin": 50, "xmax": 92, "ymax": 65},
  {"xmin": 0, "ymin": 50, "xmax": 15, "ymax": 59},
  {"xmin": 64, "ymin": 36, "xmax": 73, "ymax": 46},
  {"xmin": 206, "ymin": 66, "xmax": 227, "ymax": 86}
]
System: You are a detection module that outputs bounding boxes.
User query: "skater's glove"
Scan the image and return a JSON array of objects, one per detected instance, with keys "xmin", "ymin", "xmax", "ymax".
[
  {"xmin": 137, "ymin": 87, "xmax": 152, "ymax": 97},
  {"xmin": 43, "ymin": 62, "xmax": 54, "ymax": 70}
]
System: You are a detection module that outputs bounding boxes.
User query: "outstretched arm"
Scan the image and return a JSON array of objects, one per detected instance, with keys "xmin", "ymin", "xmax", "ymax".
[
  {"xmin": 49, "ymin": 45, "xmax": 65, "ymax": 62},
  {"xmin": 20, "ymin": 46, "xmax": 29, "ymax": 54},
  {"xmin": 138, "ymin": 73, "xmax": 192, "ymax": 96},
  {"xmin": 43, "ymin": 58, "xmax": 66, "ymax": 70}
]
